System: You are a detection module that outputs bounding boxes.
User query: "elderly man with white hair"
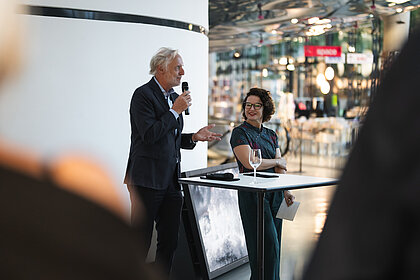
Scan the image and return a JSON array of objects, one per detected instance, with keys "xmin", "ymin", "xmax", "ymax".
[{"xmin": 124, "ymin": 47, "xmax": 221, "ymax": 278}]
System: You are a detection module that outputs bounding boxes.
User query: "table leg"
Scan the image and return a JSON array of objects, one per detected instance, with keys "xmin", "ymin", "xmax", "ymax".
[{"xmin": 257, "ymin": 192, "xmax": 265, "ymax": 280}]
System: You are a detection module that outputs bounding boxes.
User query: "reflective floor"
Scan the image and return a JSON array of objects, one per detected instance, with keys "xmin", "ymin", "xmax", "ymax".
[{"xmin": 213, "ymin": 154, "xmax": 345, "ymax": 280}]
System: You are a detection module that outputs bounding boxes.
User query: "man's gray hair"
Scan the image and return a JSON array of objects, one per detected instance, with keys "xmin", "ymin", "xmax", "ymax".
[{"xmin": 149, "ymin": 47, "xmax": 179, "ymax": 75}]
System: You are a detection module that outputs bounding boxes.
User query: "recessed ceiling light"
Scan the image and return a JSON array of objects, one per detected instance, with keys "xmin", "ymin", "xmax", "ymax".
[
  {"xmin": 308, "ymin": 17, "xmax": 319, "ymax": 25},
  {"xmin": 287, "ymin": 64, "xmax": 295, "ymax": 71},
  {"xmin": 386, "ymin": 0, "xmax": 409, "ymax": 3}
]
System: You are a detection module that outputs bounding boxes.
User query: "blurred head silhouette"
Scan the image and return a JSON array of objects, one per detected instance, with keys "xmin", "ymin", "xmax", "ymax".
[{"xmin": 0, "ymin": 0, "xmax": 22, "ymax": 84}]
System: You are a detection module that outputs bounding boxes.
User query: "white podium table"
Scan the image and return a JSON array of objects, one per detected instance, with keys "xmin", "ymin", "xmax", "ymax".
[{"xmin": 179, "ymin": 172, "xmax": 338, "ymax": 280}]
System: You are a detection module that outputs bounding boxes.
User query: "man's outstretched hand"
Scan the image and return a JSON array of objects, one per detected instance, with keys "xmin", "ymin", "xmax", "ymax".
[{"xmin": 192, "ymin": 124, "xmax": 222, "ymax": 142}]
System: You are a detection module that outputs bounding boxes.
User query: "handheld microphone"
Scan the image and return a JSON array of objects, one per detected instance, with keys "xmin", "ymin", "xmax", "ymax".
[{"xmin": 182, "ymin": 81, "xmax": 190, "ymax": 115}]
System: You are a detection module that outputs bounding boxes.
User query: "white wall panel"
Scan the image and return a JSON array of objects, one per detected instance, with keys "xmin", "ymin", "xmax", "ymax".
[
  {"xmin": 0, "ymin": 2, "xmax": 208, "ymax": 213},
  {"xmin": 19, "ymin": 0, "xmax": 208, "ymax": 29}
]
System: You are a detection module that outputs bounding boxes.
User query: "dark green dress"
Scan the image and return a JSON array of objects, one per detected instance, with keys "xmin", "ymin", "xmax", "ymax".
[{"xmin": 230, "ymin": 121, "xmax": 284, "ymax": 280}]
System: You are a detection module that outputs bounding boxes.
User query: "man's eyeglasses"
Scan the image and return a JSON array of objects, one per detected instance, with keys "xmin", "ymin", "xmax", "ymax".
[{"xmin": 244, "ymin": 102, "xmax": 263, "ymax": 110}]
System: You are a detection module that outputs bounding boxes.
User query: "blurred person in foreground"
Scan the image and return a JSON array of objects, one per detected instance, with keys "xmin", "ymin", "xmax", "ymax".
[
  {"xmin": 302, "ymin": 30, "xmax": 420, "ymax": 279},
  {"xmin": 230, "ymin": 88, "xmax": 295, "ymax": 280},
  {"xmin": 124, "ymin": 47, "xmax": 221, "ymax": 278},
  {"xmin": 0, "ymin": 2, "xmax": 159, "ymax": 279}
]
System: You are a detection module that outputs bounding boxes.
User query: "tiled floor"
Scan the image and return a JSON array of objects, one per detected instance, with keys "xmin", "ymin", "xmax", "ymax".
[{"xmin": 213, "ymin": 154, "xmax": 345, "ymax": 280}]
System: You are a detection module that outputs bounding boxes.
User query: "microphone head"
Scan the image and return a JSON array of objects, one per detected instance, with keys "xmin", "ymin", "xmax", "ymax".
[{"xmin": 182, "ymin": 82, "xmax": 189, "ymax": 92}]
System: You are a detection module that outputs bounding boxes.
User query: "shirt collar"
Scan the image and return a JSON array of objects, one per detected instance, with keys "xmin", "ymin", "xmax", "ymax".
[
  {"xmin": 153, "ymin": 76, "xmax": 174, "ymax": 98},
  {"xmin": 243, "ymin": 121, "xmax": 264, "ymax": 133}
]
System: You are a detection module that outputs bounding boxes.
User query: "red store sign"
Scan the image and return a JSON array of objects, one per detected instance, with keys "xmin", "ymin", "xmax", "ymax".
[{"xmin": 304, "ymin": 46, "xmax": 342, "ymax": 57}]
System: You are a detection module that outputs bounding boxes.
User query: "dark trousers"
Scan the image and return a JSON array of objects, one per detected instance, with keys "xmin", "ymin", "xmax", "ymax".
[{"xmin": 128, "ymin": 183, "xmax": 183, "ymax": 278}]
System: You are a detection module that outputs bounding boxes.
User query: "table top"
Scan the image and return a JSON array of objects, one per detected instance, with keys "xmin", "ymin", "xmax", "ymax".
[{"xmin": 179, "ymin": 172, "xmax": 339, "ymax": 192}]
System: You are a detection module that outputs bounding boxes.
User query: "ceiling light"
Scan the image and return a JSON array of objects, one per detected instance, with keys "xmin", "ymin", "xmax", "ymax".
[
  {"xmin": 306, "ymin": 25, "xmax": 326, "ymax": 36},
  {"xmin": 388, "ymin": 2, "xmax": 396, "ymax": 6},
  {"xmin": 308, "ymin": 17, "xmax": 320, "ymax": 25},
  {"xmin": 287, "ymin": 64, "xmax": 295, "ymax": 71},
  {"xmin": 316, "ymin": 73, "xmax": 326, "ymax": 86},
  {"xmin": 279, "ymin": 57, "xmax": 288, "ymax": 65},
  {"xmin": 321, "ymin": 82, "xmax": 330, "ymax": 94},
  {"xmin": 325, "ymin": 67, "xmax": 335, "ymax": 80},
  {"xmin": 233, "ymin": 51, "xmax": 241, "ymax": 58},
  {"xmin": 291, "ymin": 18, "xmax": 299, "ymax": 24},
  {"xmin": 262, "ymin": 68, "xmax": 268, "ymax": 77},
  {"xmin": 396, "ymin": 8, "xmax": 403, "ymax": 13},
  {"xmin": 348, "ymin": 46, "xmax": 355, "ymax": 53},
  {"xmin": 386, "ymin": 0, "xmax": 409, "ymax": 3}
]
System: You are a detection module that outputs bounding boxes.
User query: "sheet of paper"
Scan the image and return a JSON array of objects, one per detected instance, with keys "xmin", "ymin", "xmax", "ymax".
[{"xmin": 276, "ymin": 198, "xmax": 300, "ymax": 221}]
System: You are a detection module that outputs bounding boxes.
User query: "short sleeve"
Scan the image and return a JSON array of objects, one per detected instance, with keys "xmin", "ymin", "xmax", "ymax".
[
  {"xmin": 269, "ymin": 129, "xmax": 279, "ymax": 149},
  {"xmin": 230, "ymin": 127, "xmax": 250, "ymax": 149}
]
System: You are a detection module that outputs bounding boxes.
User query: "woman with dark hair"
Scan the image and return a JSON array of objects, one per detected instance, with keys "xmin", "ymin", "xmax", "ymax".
[{"xmin": 230, "ymin": 87, "xmax": 295, "ymax": 280}]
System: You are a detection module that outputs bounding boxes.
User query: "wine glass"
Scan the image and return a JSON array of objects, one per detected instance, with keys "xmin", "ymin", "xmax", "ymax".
[{"xmin": 249, "ymin": 149, "xmax": 262, "ymax": 184}]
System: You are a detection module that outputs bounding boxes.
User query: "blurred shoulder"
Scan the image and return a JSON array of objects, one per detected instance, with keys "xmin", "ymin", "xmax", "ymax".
[
  {"xmin": 0, "ymin": 143, "xmax": 128, "ymax": 221},
  {"xmin": 50, "ymin": 154, "xmax": 127, "ymax": 221}
]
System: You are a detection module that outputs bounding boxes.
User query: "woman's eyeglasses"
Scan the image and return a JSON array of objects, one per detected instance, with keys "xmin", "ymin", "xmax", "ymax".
[{"xmin": 244, "ymin": 102, "xmax": 263, "ymax": 110}]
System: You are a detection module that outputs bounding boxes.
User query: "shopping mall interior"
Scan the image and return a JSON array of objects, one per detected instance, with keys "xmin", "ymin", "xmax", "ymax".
[
  {"xmin": 205, "ymin": 2, "xmax": 420, "ymax": 278},
  {"xmin": 0, "ymin": 0, "xmax": 419, "ymax": 279}
]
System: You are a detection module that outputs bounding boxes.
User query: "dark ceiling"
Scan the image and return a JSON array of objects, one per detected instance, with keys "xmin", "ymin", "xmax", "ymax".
[{"xmin": 209, "ymin": 0, "xmax": 420, "ymax": 52}]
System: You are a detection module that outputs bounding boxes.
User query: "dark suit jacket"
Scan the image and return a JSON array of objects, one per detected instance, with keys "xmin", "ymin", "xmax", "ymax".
[{"xmin": 124, "ymin": 78, "xmax": 196, "ymax": 190}]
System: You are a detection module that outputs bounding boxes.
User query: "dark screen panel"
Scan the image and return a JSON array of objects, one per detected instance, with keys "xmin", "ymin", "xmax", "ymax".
[{"xmin": 182, "ymin": 163, "xmax": 248, "ymax": 279}]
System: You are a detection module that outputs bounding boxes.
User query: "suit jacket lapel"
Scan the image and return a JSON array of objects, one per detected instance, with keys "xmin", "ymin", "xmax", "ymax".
[
  {"xmin": 148, "ymin": 78, "xmax": 169, "ymax": 111},
  {"xmin": 170, "ymin": 92, "xmax": 184, "ymax": 134}
]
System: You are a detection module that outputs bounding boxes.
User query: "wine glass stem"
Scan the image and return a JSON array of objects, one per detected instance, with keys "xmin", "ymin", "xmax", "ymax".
[{"xmin": 253, "ymin": 167, "xmax": 256, "ymax": 183}]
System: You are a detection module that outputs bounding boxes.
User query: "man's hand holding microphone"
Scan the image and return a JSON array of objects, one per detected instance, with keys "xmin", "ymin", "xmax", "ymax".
[{"xmin": 171, "ymin": 82, "xmax": 191, "ymax": 115}]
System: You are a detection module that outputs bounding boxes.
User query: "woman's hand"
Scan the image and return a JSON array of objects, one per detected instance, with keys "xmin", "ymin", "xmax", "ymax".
[
  {"xmin": 284, "ymin": 190, "xmax": 295, "ymax": 207},
  {"xmin": 274, "ymin": 157, "xmax": 287, "ymax": 174},
  {"xmin": 274, "ymin": 148, "xmax": 287, "ymax": 174}
]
